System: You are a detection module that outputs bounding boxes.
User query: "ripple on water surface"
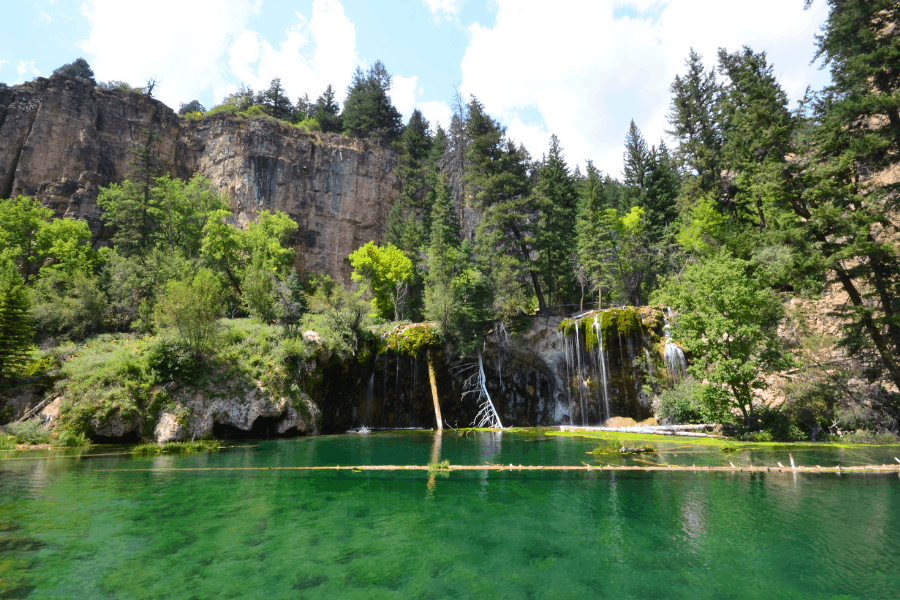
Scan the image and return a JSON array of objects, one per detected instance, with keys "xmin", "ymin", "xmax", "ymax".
[{"xmin": 1, "ymin": 431, "xmax": 899, "ymax": 599}]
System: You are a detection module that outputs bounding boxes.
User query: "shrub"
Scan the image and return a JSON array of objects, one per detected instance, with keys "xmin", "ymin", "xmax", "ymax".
[
  {"xmin": 841, "ymin": 430, "xmax": 899, "ymax": 445},
  {"xmin": 154, "ymin": 269, "xmax": 225, "ymax": 359},
  {"xmin": 0, "ymin": 432, "xmax": 15, "ymax": 450},
  {"xmin": 56, "ymin": 430, "xmax": 90, "ymax": 447},
  {"xmin": 145, "ymin": 338, "xmax": 200, "ymax": 383},
  {"xmin": 655, "ymin": 379, "xmax": 715, "ymax": 424},
  {"xmin": 2, "ymin": 420, "xmax": 53, "ymax": 445},
  {"xmin": 755, "ymin": 405, "xmax": 805, "ymax": 441},
  {"xmin": 31, "ymin": 271, "xmax": 110, "ymax": 342}
]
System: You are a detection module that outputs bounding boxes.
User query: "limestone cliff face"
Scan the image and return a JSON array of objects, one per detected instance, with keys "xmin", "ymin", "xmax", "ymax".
[{"xmin": 0, "ymin": 75, "xmax": 398, "ymax": 282}]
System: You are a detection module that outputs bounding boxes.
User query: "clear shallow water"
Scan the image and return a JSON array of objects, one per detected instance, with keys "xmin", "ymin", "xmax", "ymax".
[{"xmin": 1, "ymin": 432, "xmax": 899, "ymax": 599}]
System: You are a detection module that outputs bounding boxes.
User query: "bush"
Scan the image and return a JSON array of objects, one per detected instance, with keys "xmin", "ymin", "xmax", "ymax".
[
  {"xmin": 655, "ymin": 379, "xmax": 729, "ymax": 424},
  {"xmin": 145, "ymin": 338, "xmax": 200, "ymax": 383},
  {"xmin": 2, "ymin": 420, "xmax": 53, "ymax": 445},
  {"xmin": 154, "ymin": 269, "xmax": 225, "ymax": 359},
  {"xmin": 56, "ymin": 429, "xmax": 90, "ymax": 447},
  {"xmin": 31, "ymin": 271, "xmax": 110, "ymax": 342},
  {"xmin": 0, "ymin": 432, "xmax": 15, "ymax": 450},
  {"xmin": 840, "ymin": 430, "xmax": 899, "ymax": 445}
]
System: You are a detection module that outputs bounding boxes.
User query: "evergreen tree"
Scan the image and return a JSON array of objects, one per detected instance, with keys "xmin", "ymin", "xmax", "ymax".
[
  {"xmin": 424, "ymin": 174, "xmax": 461, "ymax": 332},
  {"xmin": 667, "ymin": 49, "xmax": 722, "ymax": 193},
  {"xmin": 622, "ymin": 120, "xmax": 651, "ymax": 205},
  {"xmin": 789, "ymin": 0, "xmax": 900, "ymax": 389},
  {"xmin": 341, "ymin": 62, "xmax": 403, "ymax": 144},
  {"xmin": 259, "ymin": 77, "xmax": 292, "ymax": 121},
  {"xmin": 52, "ymin": 57, "xmax": 96, "ymax": 86},
  {"xmin": 534, "ymin": 134, "xmax": 578, "ymax": 308},
  {"xmin": 294, "ymin": 93, "xmax": 314, "ymax": 121},
  {"xmin": 314, "ymin": 85, "xmax": 342, "ymax": 133},
  {"xmin": 464, "ymin": 98, "xmax": 546, "ymax": 314},
  {"xmin": 642, "ymin": 141, "xmax": 681, "ymax": 237},
  {"xmin": 0, "ymin": 262, "xmax": 32, "ymax": 380},
  {"xmin": 575, "ymin": 162, "xmax": 616, "ymax": 308}
]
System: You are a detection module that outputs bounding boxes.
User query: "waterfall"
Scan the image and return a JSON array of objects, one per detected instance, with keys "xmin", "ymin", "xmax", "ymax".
[
  {"xmin": 561, "ymin": 331, "xmax": 573, "ymax": 426},
  {"xmin": 363, "ymin": 371, "xmax": 375, "ymax": 426},
  {"xmin": 593, "ymin": 314, "xmax": 611, "ymax": 423},
  {"xmin": 574, "ymin": 321, "xmax": 586, "ymax": 426},
  {"xmin": 663, "ymin": 308, "xmax": 687, "ymax": 383}
]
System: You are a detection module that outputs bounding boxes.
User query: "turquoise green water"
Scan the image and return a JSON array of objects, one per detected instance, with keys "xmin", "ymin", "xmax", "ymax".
[{"xmin": 2, "ymin": 432, "xmax": 900, "ymax": 599}]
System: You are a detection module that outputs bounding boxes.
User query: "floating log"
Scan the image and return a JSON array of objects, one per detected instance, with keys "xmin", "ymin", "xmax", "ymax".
[{"xmin": 97, "ymin": 463, "xmax": 900, "ymax": 474}]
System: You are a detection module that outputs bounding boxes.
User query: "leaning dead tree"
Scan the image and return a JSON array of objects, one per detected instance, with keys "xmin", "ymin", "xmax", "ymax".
[{"xmin": 459, "ymin": 346, "xmax": 503, "ymax": 429}]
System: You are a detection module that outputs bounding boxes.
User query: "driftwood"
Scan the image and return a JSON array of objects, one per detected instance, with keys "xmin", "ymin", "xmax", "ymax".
[
  {"xmin": 15, "ymin": 394, "xmax": 58, "ymax": 423},
  {"xmin": 99, "ymin": 463, "xmax": 900, "ymax": 475},
  {"xmin": 427, "ymin": 349, "xmax": 442, "ymax": 432}
]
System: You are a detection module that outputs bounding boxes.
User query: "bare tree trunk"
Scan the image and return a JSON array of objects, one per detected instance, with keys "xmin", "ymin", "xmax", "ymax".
[{"xmin": 427, "ymin": 349, "xmax": 442, "ymax": 431}]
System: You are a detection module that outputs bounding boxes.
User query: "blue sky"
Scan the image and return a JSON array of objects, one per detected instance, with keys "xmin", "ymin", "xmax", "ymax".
[{"xmin": 2, "ymin": 0, "xmax": 831, "ymax": 176}]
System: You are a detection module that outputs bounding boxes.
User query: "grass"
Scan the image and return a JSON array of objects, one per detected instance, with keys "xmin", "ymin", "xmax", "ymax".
[
  {"xmin": 427, "ymin": 459, "xmax": 451, "ymax": 472},
  {"xmin": 590, "ymin": 439, "xmax": 656, "ymax": 454},
  {"xmin": 129, "ymin": 440, "xmax": 220, "ymax": 455},
  {"xmin": 1, "ymin": 420, "xmax": 54, "ymax": 445}
]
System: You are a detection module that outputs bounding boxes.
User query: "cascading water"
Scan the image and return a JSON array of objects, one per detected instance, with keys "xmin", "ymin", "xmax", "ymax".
[
  {"xmin": 593, "ymin": 314, "xmax": 611, "ymax": 423},
  {"xmin": 663, "ymin": 308, "xmax": 687, "ymax": 384},
  {"xmin": 574, "ymin": 321, "xmax": 586, "ymax": 426}
]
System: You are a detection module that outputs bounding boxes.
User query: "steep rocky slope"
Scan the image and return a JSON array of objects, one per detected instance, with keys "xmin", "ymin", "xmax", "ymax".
[{"xmin": 0, "ymin": 74, "xmax": 399, "ymax": 281}]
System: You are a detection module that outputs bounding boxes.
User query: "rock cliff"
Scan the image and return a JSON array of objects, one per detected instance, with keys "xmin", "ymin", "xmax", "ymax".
[{"xmin": 0, "ymin": 74, "xmax": 399, "ymax": 282}]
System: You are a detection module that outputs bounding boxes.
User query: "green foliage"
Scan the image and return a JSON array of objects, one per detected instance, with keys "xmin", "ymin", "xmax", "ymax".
[
  {"xmin": 348, "ymin": 242, "xmax": 413, "ymax": 320},
  {"xmin": 145, "ymin": 338, "xmax": 200, "ymax": 383},
  {"xmin": 652, "ymin": 253, "xmax": 787, "ymax": 425},
  {"xmin": 129, "ymin": 440, "xmax": 218, "ymax": 455},
  {"xmin": 0, "ymin": 196, "xmax": 98, "ymax": 284},
  {"xmin": 98, "ymin": 175, "xmax": 229, "ymax": 259},
  {"xmin": 0, "ymin": 263, "xmax": 32, "ymax": 380},
  {"xmin": 314, "ymin": 84, "xmax": 342, "ymax": 133},
  {"xmin": 178, "ymin": 100, "xmax": 205, "ymax": 116},
  {"xmin": 341, "ymin": 61, "xmax": 403, "ymax": 144},
  {"xmin": 303, "ymin": 275, "xmax": 370, "ymax": 357},
  {"xmin": 52, "ymin": 57, "xmax": 96, "ymax": 86},
  {"xmin": 1, "ymin": 420, "xmax": 54, "ymax": 445},
  {"xmin": 31, "ymin": 271, "xmax": 110, "ymax": 342},
  {"xmin": 154, "ymin": 269, "xmax": 225, "ymax": 359}
]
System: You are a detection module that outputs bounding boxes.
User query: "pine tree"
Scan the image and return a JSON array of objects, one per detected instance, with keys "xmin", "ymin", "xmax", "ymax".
[
  {"xmin": 424, "ymin": 174, "xmax": 461, "ymax": 331},
  {"xmin": 341, "ymin": 62, "xmax": 403, "ymax": 144},
  {"xmin": 575, "ymin": 162, "xmax": 618, "ymax": 308},
  {"xmin": 259, "ymin": 77, "xmax": 292, "ymax": 121},
  {"xmin": 789, "ymin": 0, "xmax": 900, "ymax": 389},
  {"xmin": 52, "ymin": 58, "xmax": 96, "ymax": 86},
  {"xmin": 642, "ymin": 141, "xmax": 681, "ymax": 238},
  {"xmin": 535, "ymin": 134, "xmax": 578, "ymax": 308},
  {"xmin": 622, "ymin": 120, "xmax": 651, "ymax": 206},
  {"xmin": 0, "ymin": 263, "xmax": 32, "ymax": 380},
  {"xmin": 464, "ymin": 98, "xmax": 546, "ymax": 314},
  {"xmin": 667, "ymin": 49, "xmax": 722, "ymax": 193},
  {"xmin": 315, "ymin": 85, "xmax": 342, "ymax": 133}
]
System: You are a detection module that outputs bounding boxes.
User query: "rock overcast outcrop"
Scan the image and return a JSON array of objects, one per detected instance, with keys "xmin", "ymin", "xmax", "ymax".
[{"xmin": 0, "ymin": 74, "xmax": 399, "ymax": 282}]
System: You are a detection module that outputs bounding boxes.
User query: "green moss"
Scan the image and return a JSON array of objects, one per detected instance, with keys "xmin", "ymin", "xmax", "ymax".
[
  {"xmin": 378, "ymin": 324, "xmax": 441, "ymax": 356},
  {"xmin": 129, "ymin": 440, "xmax": 219, "ymax": 455}
]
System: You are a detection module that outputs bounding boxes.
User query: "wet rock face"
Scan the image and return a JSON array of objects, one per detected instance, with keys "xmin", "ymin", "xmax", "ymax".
[
  {"xmin": 0, "ymin": 75, "xmax": 399, "ymax": 283},
  {"xmin": 182, "ymin": 118, "xmax": 397, "ymax": 282}
]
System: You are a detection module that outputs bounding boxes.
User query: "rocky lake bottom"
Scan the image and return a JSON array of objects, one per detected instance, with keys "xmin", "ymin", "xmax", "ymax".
[{"xmin": 2, "ymin": 431, "xmax": 899, "ymax": 599}]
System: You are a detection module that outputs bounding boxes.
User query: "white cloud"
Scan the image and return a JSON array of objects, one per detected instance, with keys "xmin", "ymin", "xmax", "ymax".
[
  {"xmin": 391, "ymin": 75, "xmax": 420, "ymax": 123},
  {"xmin": 80, "ymin": 0, "xmax": 263, "ymax": 109},
  {"xmin": 460, "ymin": 0, "xmax": 831, "ymax": 176},
  {"xmin": 0, "ymin": 60, "xmax": 7, "ymax": 71},
  {"xmin": 79, "ymin": 0, "xmax": 358, "ymax": 111},
  {"xmin": 16, "ymin": 60, "xmax": 39, "ymax": 82},
  {"xmin": 227, "ymin": 0, "xmax": 358, "ymax": 106},
  {"xmin": 420, "ymin": 100, "xmax": 452, "ymax": 131},
  {"xmin": 36, "ymin": 4, "xmax": 52, "ymax": 24},
  {"xmin": 423, "ymin": 0, "xmax": 460, "ymax": 21}
]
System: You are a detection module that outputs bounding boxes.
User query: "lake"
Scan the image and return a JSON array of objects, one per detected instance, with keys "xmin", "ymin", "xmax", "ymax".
[{"xmin": 2, "ymin": 431, "xmax": 899, "ymax": 599}]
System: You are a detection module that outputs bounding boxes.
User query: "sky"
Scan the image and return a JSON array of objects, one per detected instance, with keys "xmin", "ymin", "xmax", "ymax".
[{"xmin": 2, "ymin": 0, "xmax": 832, "ymax": 176}]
